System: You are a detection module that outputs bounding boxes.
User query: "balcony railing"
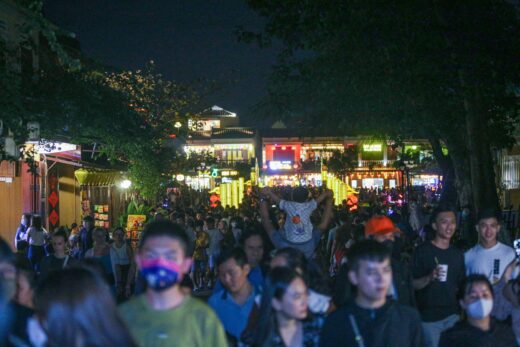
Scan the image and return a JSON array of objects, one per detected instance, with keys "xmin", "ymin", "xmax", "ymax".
[
  {"xmin": 358, "ymin": 160, "xmax": 396, "ymax": 168},
  {"xmin": 215, "ymin": 159, "xmax": 253, "ymax": 168}
]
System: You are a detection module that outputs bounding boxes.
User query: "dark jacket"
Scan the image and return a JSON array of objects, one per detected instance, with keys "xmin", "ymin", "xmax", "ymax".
[
  {"xmin": 333, "ymin": 257, "xmax": 416, "ymax": 308},
  {"xmin": 391, "ymin": 257, "xmax": 416, "ymax": 307},
  {"xmin": 79, "ymin": 226, "xmax": 94, "ymax": 258},
  {"xmin": 439, "ymin": 319, "xmax": 517, "ymax": 347},
  {"xmin": 2, "ymin": 301, "xmax": 33, "ymax": 347},
  {"xmin": 320, "ymin": 300, "xmax": 423, "ymax": 347}
]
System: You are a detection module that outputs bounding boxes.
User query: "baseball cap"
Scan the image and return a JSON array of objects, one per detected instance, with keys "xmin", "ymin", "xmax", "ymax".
[{"xmin": 364, "ymin": 215, "xmax": 401, "ymax": 237}]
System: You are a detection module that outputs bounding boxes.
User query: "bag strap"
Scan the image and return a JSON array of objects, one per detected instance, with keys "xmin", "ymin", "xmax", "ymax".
[
  {"xmin": 348, "ymin": 314, "xmax": 366, "ymax": 347},
  {"xmin": 62, "ymin": 256, "xmax": 70, "ymax": 269}
]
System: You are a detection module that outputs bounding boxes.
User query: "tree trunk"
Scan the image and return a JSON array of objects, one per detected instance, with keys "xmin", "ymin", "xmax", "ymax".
[
  {"xmin": 428, "ymin": 137, "xmax": 457, "ymax": 205},
  {"xmin": 445, "ymin": 138, "xmax": 474, "ymax": 210},
  {"xmin": 459, "ymin": 74, "xmax": 500, "ymax": 212}
]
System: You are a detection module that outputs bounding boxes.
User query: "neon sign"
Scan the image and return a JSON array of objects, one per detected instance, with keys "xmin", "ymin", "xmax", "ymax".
[
  {"xmin": 269, "ymin": 160, "xmax": 293, "ymax": 170},
  {"xmin": 362, "ymin": 144, "xmax": 382, "ymax": 152}
]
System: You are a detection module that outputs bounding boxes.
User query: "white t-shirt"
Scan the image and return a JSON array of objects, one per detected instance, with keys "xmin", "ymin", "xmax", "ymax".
[
  {"xmin": 279, "ymin": 199, "xmax": 317, "ymax": 243},
  {"xmin": 464, "ymin": 242, "xmax": 516, "ymax": 283},
  {"xmin": 26, "ymin": 227, "xmax": 47, "ymax": 246}
]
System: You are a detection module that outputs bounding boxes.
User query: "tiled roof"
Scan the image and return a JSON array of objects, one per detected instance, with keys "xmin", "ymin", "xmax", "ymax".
[{"xmin": 198, "ymin": 105, "xmax": 237, "ymax": 118}]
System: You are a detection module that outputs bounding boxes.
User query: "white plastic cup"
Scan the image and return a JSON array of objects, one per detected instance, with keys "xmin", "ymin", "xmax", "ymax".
[{"xmin": 437, "ymin": 264, "xmax": 448, "ymax": 282}]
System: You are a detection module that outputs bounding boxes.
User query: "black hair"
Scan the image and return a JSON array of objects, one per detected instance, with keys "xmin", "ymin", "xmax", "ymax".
[
  {"xmin": 139, "ymin": 220, "xmax": 191, "ymax": 255},
  {"xmin": 292, "ymin": 186, "xmax": 309, "ymax": 203},
  {"xmin": 216, "ymin": 247, "xmax": 248, "ymax": 268},
  {"xmin": 71, "ymin": 223, "xmax": 78, "ymax": 229},
  {"xmin": 206, "ymin": 216, "xmax": 215, "ymax": 227},
  {"xmin": 0, "ymin": 237, "xmax": 15, "ymax": 265},
  {"xmin": 52, "ymin": 229, "xmax": 68, "ymax": 243},
  {"xmin": 431, "ymin": 204, "xmax": 457, "ymax": 223},
  {"xmin": 253, "ymin": 267, "xmax": 306, "ymax": 347},
  {"xmin": 270, "ymin": 247, "xmax": 329, "ymax": 295},
  {"xmin": 17, "ymin": 266, "xmax": 37, "ymax": 290},
  {"xmin": 338, "ymin": 211, "xmax": 350, "ymax": 224},
  {"xmin": 22, "ymin": 213, "xmax": 32, "ymax": 224},
  {"xmin": 34, "ymin": 268, "xmax": 138, "ymax": 347},
  {"xmin": 271, "ymin": 247, "xmax": 308, "ymax": 275},
  {"xmin": 457, "ymin": 274, "xmax": 494, "ymax": 301},
  {"xmin": 30, "ymin": 215, "xmax": 42, "ymax": 229},
  {"xmin": 240, "ymin": 226, "xmax": 264, "ymax": 246},
  {"xmin": 347, "ymin": 240, "xmax": 391, "ymax": 272},
  {"xmin": 477, "ymin": 208, "xmax": 501, "ymax": 223},
  {"xmin": 82, "ymin": 215, "xmax": 94, "ymax": 223},
  {"xmin": 194, "ymin": 219, "xmax": 204, "ymax": 229},
  {"xmin": 335, "ymin": 224, "xmax": 354, "ymax": 249}
]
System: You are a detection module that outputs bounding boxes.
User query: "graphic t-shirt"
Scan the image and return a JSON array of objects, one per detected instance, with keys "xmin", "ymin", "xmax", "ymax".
[
  {"xmin": 279, "ymin": 199, "xmax": 317, "ymax": 243},
  {"xmin": 465, "ymin": 242, "xmax": 516, "ymax": 283},
  {"xmin": 119, "ymin": 295, "xmax": 227, "ymax": 347}
]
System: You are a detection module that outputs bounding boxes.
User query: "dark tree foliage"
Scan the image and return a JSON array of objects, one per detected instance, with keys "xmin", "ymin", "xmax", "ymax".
[{"xmin": 241, "ymin": 0, "xmax": 520, "ymax": 211}]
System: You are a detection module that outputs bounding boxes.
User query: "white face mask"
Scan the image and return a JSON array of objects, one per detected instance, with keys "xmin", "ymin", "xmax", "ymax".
[
  {"xmin": 465, "ymin": 298, "xmax": 493, "ymax": 319},
  {"xmin": 28, "ymin": 316, "xmax": 48, "ymax": 347},
  {"xmin": 231, "ymin": 222, "xmax": 237, "ymax": 228}
]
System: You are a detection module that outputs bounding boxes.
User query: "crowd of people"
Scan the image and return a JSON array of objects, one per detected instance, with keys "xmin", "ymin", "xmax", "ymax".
[{"xmin": 1, "ymin": 184, "xmax": 520, "ymax": 347}]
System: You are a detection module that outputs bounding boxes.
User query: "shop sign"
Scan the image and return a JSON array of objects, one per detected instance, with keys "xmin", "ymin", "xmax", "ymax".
[
  {"xmin": 269, "ymin": 160, "xmax": 293, "ymax": 170},
  {"xmin": 362, "ymin": 144, "xmax": 382, "ymax": 152},
  {"xmin": 0, "ymin": 177, "xmax": 13, "ymax": 183},
  {"xmin": 221, "ymin": 170, "xmax": 238, "ymax": 176}
]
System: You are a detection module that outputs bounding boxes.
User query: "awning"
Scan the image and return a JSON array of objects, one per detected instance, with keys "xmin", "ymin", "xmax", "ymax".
[{"xmin": 74, "ymin": 169, "xmax": 121, "ymax": 186}]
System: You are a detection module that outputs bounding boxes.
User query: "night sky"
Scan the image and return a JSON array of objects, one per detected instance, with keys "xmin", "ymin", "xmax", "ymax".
[{"xmin": 44, "ymin": 0, "xmax": 279, "ymax": 127}]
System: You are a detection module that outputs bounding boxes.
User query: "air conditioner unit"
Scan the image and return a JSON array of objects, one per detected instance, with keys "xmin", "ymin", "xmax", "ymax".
[
  {"xmin": 27, "ymin": 121, "xmax": 40, "ymax": 142},
  {"xmin": 3, "ymin": 135, "xmax": 17, "ymax": 157}
]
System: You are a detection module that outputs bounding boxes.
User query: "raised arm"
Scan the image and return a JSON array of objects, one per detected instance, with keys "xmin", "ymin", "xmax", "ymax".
[
  {"xmin": 316, "ymin": 191, "xmax": 334, "ymax": 232},
  {"xmin": 261, "ymin": 187, "xmax": 281, "ymax": 204},
  {"xmin": 315, "ymin": 189, "xmax": 332, "ymax": 205},
  {"xmin": 259, "ymin": 199, "xmax": 276, "ymax": 241}
]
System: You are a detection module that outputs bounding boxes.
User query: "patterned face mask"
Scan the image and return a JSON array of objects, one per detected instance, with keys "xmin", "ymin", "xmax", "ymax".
[{"xmin": 139, "ymin": 257, "xmax": 184, "ymax": 291}]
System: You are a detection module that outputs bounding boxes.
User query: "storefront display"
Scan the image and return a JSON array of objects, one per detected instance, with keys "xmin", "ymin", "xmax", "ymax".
[
  {"xmin": 127, "ymin": 215, "xmax": 146, "ymax": 249},
  {"xmin": 94, "ymin": 204, "xmax": 110, "ymax": 229}
]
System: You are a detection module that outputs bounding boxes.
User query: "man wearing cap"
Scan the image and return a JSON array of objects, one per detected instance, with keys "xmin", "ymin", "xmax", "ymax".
[{"xmin": 365, "ymin": 215, "xmax": 416, "ymax": 307}]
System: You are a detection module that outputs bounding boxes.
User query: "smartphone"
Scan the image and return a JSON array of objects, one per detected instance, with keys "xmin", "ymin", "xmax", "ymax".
[{"xmin": 514, "ymin": 238, "xmax": 520, "ymax": 261}]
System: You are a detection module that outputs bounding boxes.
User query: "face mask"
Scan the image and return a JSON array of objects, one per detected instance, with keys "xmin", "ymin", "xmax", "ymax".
[
  {"xmin": 465, "ymin": 298, "xmax": 493, "ymax": 319},
  {"xmin": 28, "ymin": 317, "xmax": 48, "ymax": 347},
  {"xmin": 231, "ymin": 222, "xmax": 237, "ymax": 228},
  {"xmin": 139, "ymin": 258, "xmax": 183, "ymax": 291}
]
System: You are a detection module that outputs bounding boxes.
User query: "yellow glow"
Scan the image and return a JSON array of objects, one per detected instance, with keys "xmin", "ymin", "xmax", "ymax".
[{"xmin": 363, "ymin": 144, "xmax": 382, "ymax": 152}]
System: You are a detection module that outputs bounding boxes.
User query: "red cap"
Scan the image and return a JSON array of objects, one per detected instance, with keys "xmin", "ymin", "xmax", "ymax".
[{"xmin": 364, "ymin": 215, "xmax": 401, "ymax": 237}]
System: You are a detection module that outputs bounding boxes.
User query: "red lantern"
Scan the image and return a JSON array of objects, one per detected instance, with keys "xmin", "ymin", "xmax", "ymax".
[{"xmin": 209, "ymin": 194, "xmax": 220, "ymax": 208}]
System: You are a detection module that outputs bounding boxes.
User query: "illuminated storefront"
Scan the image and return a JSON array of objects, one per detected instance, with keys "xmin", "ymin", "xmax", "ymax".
[
  {"xmin": 347, "ymin": 170, "xmax": 403, "ymax": 189},
  {"xmin": 410, "ymin": 174, "xmax": 441, "ymax": 188}
]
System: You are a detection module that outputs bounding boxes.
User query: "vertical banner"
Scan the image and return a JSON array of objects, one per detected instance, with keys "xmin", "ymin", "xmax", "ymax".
[
  {"xmin": 238, "ymin": 177, "xmax": 245, "ymax": 205},
  {"xmin": 221, "ymin": 183, "xmax": 228, "ymax": 208},
  {"xmin": 231, "ymin": 180, "xmax": 239, "ymax": 208},
  {"xmin": 48, "ymin": 170, "xmax": 60, "ymax": 229}
]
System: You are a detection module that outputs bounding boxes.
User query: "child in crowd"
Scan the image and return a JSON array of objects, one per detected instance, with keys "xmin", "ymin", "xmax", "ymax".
[{"xmin": 262, "ymin": 186, "xmax": 330, "ymax": 243}]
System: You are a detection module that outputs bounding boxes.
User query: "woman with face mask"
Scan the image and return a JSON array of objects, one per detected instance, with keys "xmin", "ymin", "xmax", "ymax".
[
  {"xmin": 439, "ymin": 274, "xmax": 517, "ymax": 347},
  {"xmin": 30, "ymin": 268, "xmax": 138, "ymax": 347}
]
